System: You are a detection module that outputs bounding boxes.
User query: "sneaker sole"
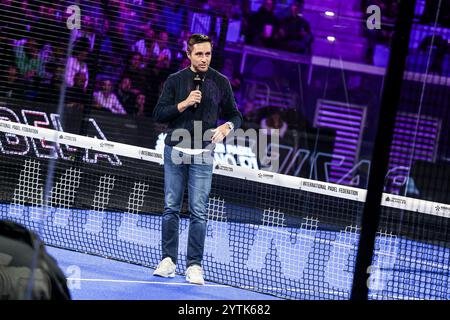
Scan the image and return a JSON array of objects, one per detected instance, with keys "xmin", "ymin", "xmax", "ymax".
[
  {"xmin": 186, "ymin": 276, "xmax": 204, "ymax": 285},
  {"xmin": 153, "ymin": 271, "xmax": 176, "ymax": 278}
]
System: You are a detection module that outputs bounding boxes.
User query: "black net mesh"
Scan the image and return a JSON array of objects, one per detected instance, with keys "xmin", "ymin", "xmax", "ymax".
[{"xmin": 0, "ymin": 105, "xmax": 365, "ymax": 300}]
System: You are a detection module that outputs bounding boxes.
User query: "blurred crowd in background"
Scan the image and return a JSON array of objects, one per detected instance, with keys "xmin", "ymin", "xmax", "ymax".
[{"xmin": 0, "ymin": 0, "xmax": 448, "ymax": 133}]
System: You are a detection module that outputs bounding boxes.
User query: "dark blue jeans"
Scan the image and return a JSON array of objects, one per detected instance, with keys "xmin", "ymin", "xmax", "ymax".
[{"xmin": 162, "ymin": 145, "xmax": 213, "ymax": 267}]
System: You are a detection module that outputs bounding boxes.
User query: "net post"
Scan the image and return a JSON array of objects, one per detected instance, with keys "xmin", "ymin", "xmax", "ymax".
[{"xmin": 350, "ymin": 0, "xmax": 417, "ymax": 300}]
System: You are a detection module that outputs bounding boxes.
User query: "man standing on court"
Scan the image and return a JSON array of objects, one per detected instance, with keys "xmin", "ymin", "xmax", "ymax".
[{"xmin": 152, "ymin": 34, "xmax": 243, "ymax": 285}]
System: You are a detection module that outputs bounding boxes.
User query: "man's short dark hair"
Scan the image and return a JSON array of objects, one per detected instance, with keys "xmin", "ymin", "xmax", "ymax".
[{"xmin": 187, "ymin": 34, "xmax": 213, "ymax": 54}]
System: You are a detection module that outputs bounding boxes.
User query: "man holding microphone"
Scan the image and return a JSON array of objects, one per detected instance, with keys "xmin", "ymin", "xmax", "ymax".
[{"xmin": 152, "ymin": 34, "xmax": 242, "ymax": 285}]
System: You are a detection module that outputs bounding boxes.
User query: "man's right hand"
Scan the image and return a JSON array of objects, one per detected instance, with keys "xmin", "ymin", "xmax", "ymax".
[{"xmin": 178, "ymin": 90, "xmax": 202, "ymax": 112}]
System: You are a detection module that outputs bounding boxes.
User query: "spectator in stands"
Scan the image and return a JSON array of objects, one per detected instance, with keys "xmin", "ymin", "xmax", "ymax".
[
  {"xmin": 260, "ymin": 108, "xmax": 288, "ymax": 138},
  {"xmin": 66, "ymin": 72, "xmax": 90, "ymax": 110},
  {"xmin": 122, "ymin": 52, "xmax": 147, "ymax": 95},
  {"xmin": 116, "ymin": 77, "xmax": 137, "ymax": 115},
  {"xmin": 132, "ymin": 26, "xmax": 160, "ymax": 67},
  {"xmin": 245, "ymin": 0, "xmax": 280, "ymax": 48},
  {"xmin": 65, "ymin": 38, "xmax": 90, "ymax": 89},
  {"xmin": 278, "ymin": 1, "xmax": 313, "ymax": 54},
  {"xmin": 134, "ymin": 93, "xmax": 146, "ymax": 117},
  {"xmin": 93, "ymin": 79, "xmax": 127, "ymax": 115},
  {"xmin": 14, "ymin": 37, "xmax": 44, "ymax": 78},
  {"xmin": 154, "ymin": 30, "xmax": 173, "ymax": 70},
  {"xmin": 13, "ymin": 37, "xmax": 44, "ymax": 100},
  {"xmin": 175, "ymin": 30, "xmax": 192, "ymax": 60},
  {"xmin": 148, "ymin": 30, "xmax": 174, "ymax": 103}
]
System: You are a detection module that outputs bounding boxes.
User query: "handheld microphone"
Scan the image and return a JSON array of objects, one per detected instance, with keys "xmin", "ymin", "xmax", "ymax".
[{"xmin": 193, "ymin": 73, "xmax": 203, "ymax": 108}]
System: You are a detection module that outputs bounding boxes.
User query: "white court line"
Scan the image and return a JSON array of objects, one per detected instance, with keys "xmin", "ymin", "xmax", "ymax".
[
  {"xmin": 69, "ymin": 278, "xmax": 426, "ymax": 300},
  {"xmin": 241, "ymin": 286, "xmax": 423, "ymax": 300},
  {"xmin": 231, "ymin": 287, "xmax": 425, "ymax": 300},
  {"xmin": 68, "ymin": 278, "xmax": 231, "ymax": 288}
]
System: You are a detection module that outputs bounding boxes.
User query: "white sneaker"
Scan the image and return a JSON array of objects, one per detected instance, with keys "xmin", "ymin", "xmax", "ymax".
[
  {"xmin": 153, "ymin": 257, "xmax": 176, "ymax": 278},
  {"xmin": 185, "ymin": 265, "xmax": 205, "ymax": 285}
]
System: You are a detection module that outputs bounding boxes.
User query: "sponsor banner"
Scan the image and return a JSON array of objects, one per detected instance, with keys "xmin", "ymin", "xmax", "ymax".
[
  {"xmin": 2, "ymin": 119, "xmax": 449, "ymax": 218},
  {"xmin": 381, "ymin": 194, "xmax": 413, "ymax": 212},
  {"xmin": 382, "ymin": 194, "xmax": 450, "ymax": 219},
  {"xmin": 299, "ymin": 178, "xmax": 366, "ymax": 202},
  {"xmin": 0, "ymin": 120, "xmax": 43, "ymax": 139},
  {"xmin": 0, "ymin": 119, "xmax": 163, "ymax": 164},
  {"xmin": 138, "ymin": 148, "xmax": 164, "ymax": 164},
  {"xmin": 382, "ymin": 195, "xmax": 407, "ymax": 206},
  {"xmin": 433, "ymin": 204, "xmax": 450, "ymax": 218},
  {"xmin": 213, "ymin": 163, "xmax": 301, "ymax": 190},
  {"xmin": 1, "ymin": 119, "xmax": 90, "ymax": 151}
]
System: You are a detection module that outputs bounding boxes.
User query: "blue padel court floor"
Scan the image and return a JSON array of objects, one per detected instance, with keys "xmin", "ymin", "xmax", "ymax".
[
  {"xmin": 46, "ymin": 246, "xmax": 282, "ymax": 300},
  {"xmin": 46, "ymin": 236, "xmax": 450, "ymax": 300},
  {"xmin": 1, "ymin": 204, "xmax": 449, "ymax": 300}
]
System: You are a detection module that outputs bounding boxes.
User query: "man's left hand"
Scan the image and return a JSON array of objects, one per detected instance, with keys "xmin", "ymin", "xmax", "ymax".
[{"xmin": 211, "ymin": 123, "xmax": 232, "ymax": 143}]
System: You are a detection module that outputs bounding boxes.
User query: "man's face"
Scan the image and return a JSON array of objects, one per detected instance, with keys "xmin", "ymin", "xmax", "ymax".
[
  {"xmin": 74, "ymin": 72, "xmax": 86, "ymax": 87},
  {"xmin": 145, "ymin": 28, "xmax": 155, "ymax": 40},
  {"xmin": 120, "ymin": 78, "xmax": 131, "ymax": 90},
  {"xmin": 102, "ymin": 80, "xmax": 112, "ymax": 93},
  {"xmin": 160, "ymin": 31, "xmax": 168, "ymax": 43},
  {"xmin": 137, "ymin": 94, "xmax": 145, "ymax": 105},
  {"xmin": 131, "ymin": 54, "xmax": 141, "ymax": 68},
  {"xmin": 187, "ymin": 42, "xmax": 212, "ymax": 73}
]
